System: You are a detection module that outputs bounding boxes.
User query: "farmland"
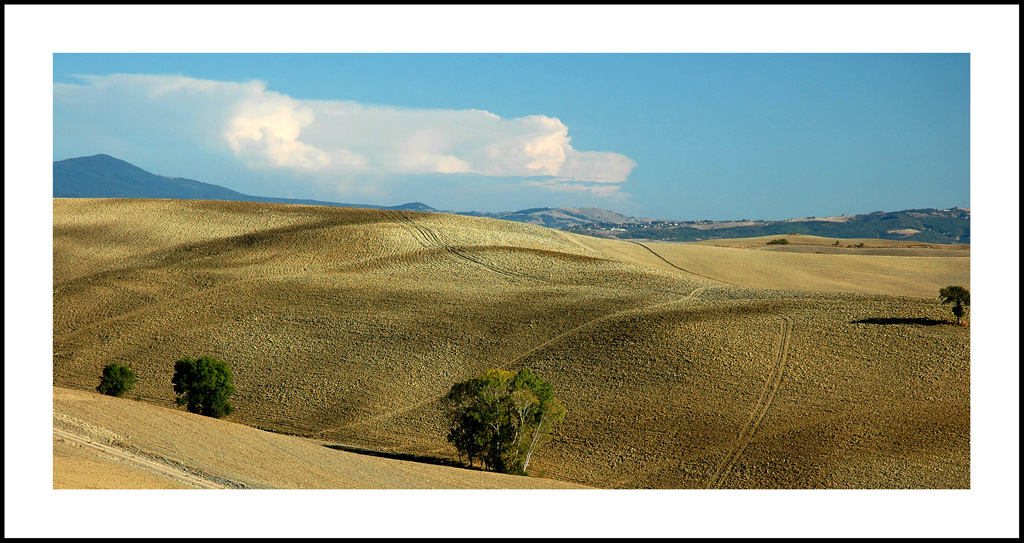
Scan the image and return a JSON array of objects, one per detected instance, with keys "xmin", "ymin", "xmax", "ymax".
[{"xmin": 52, "ymin": 198, "xmax": 970, "ymax": 489}]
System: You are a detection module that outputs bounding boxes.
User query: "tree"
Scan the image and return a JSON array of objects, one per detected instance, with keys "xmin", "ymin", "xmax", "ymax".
[
  {"xmin": 171, "ymin": 356, "xmax": 236, "ymax": 418},
  {"xmin": 96, "ymin": 362, "xmax": 136, "ymax": 397},
  {"xmin": 442, "ymin": 368, "xmax": 566, "ymax": 475},
  {"xmin": 939, "ymin": 285, "xmax": 970, "ymax": 325}
]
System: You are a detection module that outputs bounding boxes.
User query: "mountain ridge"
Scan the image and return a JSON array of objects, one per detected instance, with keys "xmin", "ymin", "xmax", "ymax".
[
  {"xmin": 53, "ymin": 154, "xmax": 431, "ymax": 211},
  {"xmin": 53, "ymin": 154, "xmax": 969, "ymax": 243}
]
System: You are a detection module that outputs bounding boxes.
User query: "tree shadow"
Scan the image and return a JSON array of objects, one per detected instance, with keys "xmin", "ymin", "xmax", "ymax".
[
  {"xmin": 322, "ymin": 443, "xmax": 477, "ymax": 470},
  {"xmin": 852, "ymin": 317, "xmax": 949, "ymax": 326}
]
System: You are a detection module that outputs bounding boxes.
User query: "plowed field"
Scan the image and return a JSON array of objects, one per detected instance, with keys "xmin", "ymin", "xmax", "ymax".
[{"xmin": 52, "ymin": 198, "xmax": 970, "ymax": 489}]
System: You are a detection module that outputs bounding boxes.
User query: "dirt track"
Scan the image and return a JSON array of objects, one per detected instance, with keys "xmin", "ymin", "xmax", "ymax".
[
  {"xmin": 53, "ymin": 386, "xmax": 589, "ymax": 489},
  {"xmin": 706, "ymin": 317, "xmax": 791, "ymax": 488},
  {"xmin": 53, "ymin": 427, "xmax": 228, "ymax": 488}
]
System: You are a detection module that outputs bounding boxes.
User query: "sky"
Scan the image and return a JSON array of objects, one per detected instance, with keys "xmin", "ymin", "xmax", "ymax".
[
  {"xmin": 7, "ymin": 5, "xmax": 1020, "ymax": 540},
  {"xmin": 51, "ymin": 53, "xmax": 972, "ymax": 221}
]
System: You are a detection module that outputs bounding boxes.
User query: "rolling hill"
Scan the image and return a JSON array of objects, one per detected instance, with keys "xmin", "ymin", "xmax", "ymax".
[
  {"xmin": 53, "ymin": 198, "xmax": 970, "ymax": 489},
  {"xmin": 53, "ymin": 154, "xmax": 969, "ymax": 242},
  {"xmin": 53, "ymin": 386, "xmax": 587, "ymax": 489}
]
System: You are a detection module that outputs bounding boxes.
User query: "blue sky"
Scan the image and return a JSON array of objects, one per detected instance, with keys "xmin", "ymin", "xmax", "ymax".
[{"xmin": 53, "ymin": 52, "xmax": 971, "ymax": 221}]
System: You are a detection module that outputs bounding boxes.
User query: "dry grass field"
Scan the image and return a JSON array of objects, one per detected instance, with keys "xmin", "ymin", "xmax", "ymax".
[
  {"xmin": 53, "ymin": 386, "xmax": 586, "ymax": 489},
  {"xmin": 52, "ymin": 198, "xmax": 970, "ymax": 489}
]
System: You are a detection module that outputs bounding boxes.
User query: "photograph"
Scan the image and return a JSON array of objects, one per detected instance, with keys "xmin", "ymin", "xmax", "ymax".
[{"xmin": 5, "ymin": 4, "xmax": 1018, "ymax": 539}]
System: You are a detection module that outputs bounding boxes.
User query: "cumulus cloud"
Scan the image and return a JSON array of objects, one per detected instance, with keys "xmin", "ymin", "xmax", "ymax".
[
  {"xmin": 54, "ymin": 74, "xmax": 636, "ymax": 197},
  {"xmin": 525, "ymin": 179, "xmax": 627, "ymax": 199}
]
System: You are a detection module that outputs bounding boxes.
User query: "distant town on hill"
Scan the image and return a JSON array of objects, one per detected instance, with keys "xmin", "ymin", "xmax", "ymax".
[
  {"xmin": 564, "ymin": 208, "xmax": 970, "ymax": 244},
  {"xmin": 53, "ymin": 154, "xmax": 969, "ymax": 244}
]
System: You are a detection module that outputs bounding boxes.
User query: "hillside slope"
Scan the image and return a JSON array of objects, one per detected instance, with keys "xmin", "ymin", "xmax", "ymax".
[
  {"xmin": 53, "ymin": 198, "xmax": 970, "ymax": 488},
  {"xmin": 54, "ymin": 386, "xmax": 587, "ymax": 489}
]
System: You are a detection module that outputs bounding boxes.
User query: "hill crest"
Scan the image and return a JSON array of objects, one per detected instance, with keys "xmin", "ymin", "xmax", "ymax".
[{"xmin": 53, "ymin": 154, "xmax": 969, "ymax": 243}]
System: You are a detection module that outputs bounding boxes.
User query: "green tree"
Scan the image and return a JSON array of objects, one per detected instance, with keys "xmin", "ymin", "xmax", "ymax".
[
  {"xmin": 442, "ymin": 368, "xmax": 566, "ymax": 475},
  {"xmin": 939, "ymin": 285, "xmax": 970, "ymax": 325},
  {"xmin": 171, "ymin": 356, "xmax": 236, "ymax": 418},
  {"xmin": 96, "ymin": 362, "xmax": 136, "ymax": 397}
]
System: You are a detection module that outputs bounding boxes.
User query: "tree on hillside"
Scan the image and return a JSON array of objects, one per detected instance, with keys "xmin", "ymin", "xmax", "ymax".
[
  {"xmin": 442, "ymin": 368, "xmax": 566, "ymax": 475},
  {"xmin": 96, "ymin": 362, "xmax": 136, "ymax": 397},
  {"xmin": 171, "ymin": 356, "xmax": 236, "ymax": 418},
  {"xmin": 939, "ymin": 285, "xmax": 970, "ymax": 325}
]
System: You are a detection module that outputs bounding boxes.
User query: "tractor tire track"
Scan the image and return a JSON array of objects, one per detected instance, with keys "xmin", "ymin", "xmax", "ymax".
[
  {"xmin": 55, "ymin": 211, "xmax": 611, "ymax": 343},
  {"xmin": 387, "ymin": 210, "xmax": 546, "ymax": 283},
  {"xmin": 706, "ymin": 316, "xmax": 791, "ymax": 488},
  {"xmin": 506, "ymin": 285, "xmax": 707, "ymax": 368},
  {"xmin": 53, "ymin": 427, "xmax": 234, "ymax": 489},
  {"xmin": 341, "ymin": 285, "xmax": 707, "ymax": 430},
  {"xmin": 628, "ymin": 241, "xmax": 739, "ymax": 287}
]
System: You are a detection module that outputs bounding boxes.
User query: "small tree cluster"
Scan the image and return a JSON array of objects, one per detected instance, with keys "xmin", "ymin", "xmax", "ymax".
[
  {"xmin": 939, "ymin": 285, "xmax": 970, "ymax": 325},
  {"xmin": 96, "ymin": 362, "xmax": 136, "ymax": 397},
  {"xmin": 171, "ymin": 356, "xmax": 236, "ymax": 418},
  {"xmin": 767, "ymin": 238, "xmax": 789, "ymax": 245},
  {"xmin": 443, "ymin": 368, "xmax": 566, "ymax": 475}
]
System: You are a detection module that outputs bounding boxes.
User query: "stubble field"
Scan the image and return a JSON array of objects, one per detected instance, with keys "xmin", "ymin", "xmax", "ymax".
[{"xmin": 52, "ymin": 198, "xmax": 970, "ymax": 489}]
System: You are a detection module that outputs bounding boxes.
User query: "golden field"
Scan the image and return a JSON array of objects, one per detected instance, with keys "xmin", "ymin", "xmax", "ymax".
[{"xmin": 52, "ymin": 198, "xmax": 970, "ymax": 489}]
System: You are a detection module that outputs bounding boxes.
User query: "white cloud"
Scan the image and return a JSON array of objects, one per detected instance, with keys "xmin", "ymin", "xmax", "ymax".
[
  {"xmin": 526, "ymin": 179, "xmax": 628, "ymax": 199},
  {"xmin": 54, "ymin": 74, "xmax": 636, "ymax": 197},
  {"xmin": 223, "ymin": 84, "xmax": 336, "ymax": 170}
]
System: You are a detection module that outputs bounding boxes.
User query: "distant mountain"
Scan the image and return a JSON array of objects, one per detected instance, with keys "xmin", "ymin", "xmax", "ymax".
[
  {"xmin": 53, "ymin": 155, "xmax": 969, "ymax": 244},
  {"xmin": 52, "ymin": 155, "xmax": 631, "ymax": 229},
  {"xmin": 567, "ymin": 208, "xmax": 970, "ymax": 245},
  {"xmin": 53, "ymin": 154, "xmax": 434, "ymax": 212},
  {"xmin": 456, "ymin": 206, "xmax": 643, "ymax": 229},
  {"xmin": 54, "ymin": 154, "xmax": 251, "ymax": 201}
]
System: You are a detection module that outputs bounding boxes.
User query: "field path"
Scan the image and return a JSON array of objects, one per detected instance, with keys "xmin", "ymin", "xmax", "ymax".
[
  {"xmin": 342, "ymin": 285, "xmax": 707, "ymax": 431},
  {"xmin": 706, "ymin": 316, "xmax": 792, "ymax": 488},
  {"xmin": 53, "ymin": 427, "xmax": 235, "ymax": 489},
  {"xmin": 628, "ymin": 241, "xmax": 740, "ymax": 286},
  {"xmin": 506, "ymin": 285, "xmax": 707, "ymax": 368},
  {"xmin": 339, "ymin": 229, "xmax": 720, "ymax": 434},
  {"xmin": 388, "ymin": 210, "xmax": 546, "ymax": 283}
]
